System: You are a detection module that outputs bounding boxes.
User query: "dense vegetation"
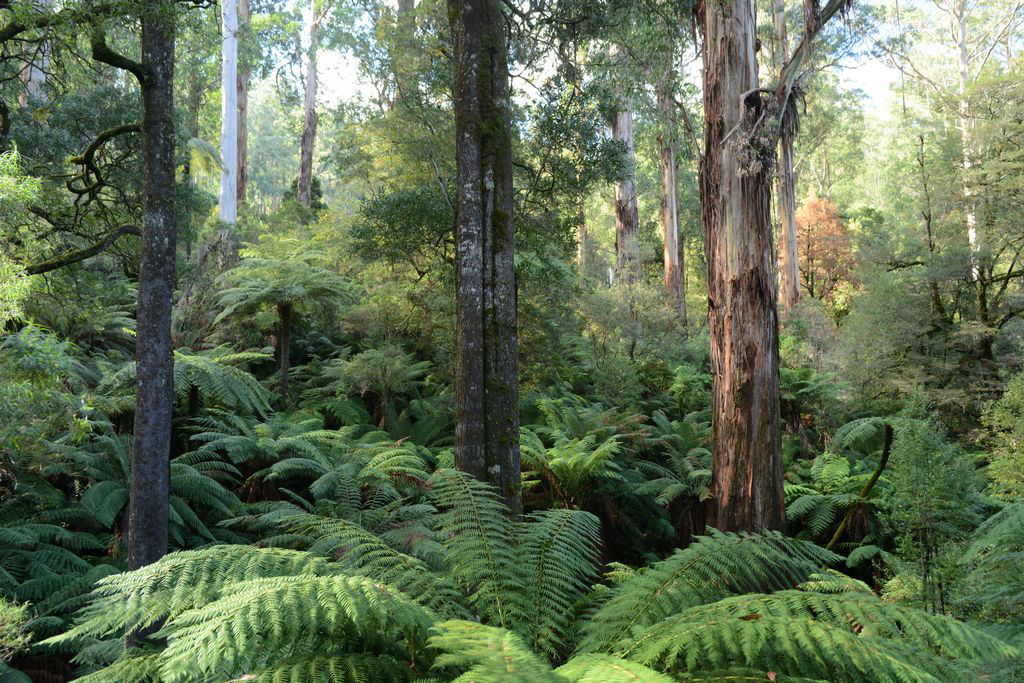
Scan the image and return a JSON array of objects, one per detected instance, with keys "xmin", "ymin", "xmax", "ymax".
[{"xmin": 1, "ymin": 0, "xmax": 1024, "ymax": 681}]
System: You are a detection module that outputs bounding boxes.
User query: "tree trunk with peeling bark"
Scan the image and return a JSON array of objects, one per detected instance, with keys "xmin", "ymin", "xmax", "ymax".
[
  {"xmin": 657, "ymin": 78, "xmax": 687, "ymax": 320},
  {"xmin": 700, "ymin": 0, "xmax": 785, "ymax": 532},
  {"xmin": 129, "ymin": 1, "xmax": 177, "ymax": 570},
  {"xmin": 297, "ymin": 1, "xmax": 321, "ymax": 209},
  {"xmin": 774, "ymin": 0, "xmax": 800, "ymax": 312},
  {"xmin": 448, "ymin": 0, "xmax": 521, "ymax": 514},
  {"xmin": 613, "ymin": 101, "xmax": 639, "ymax": 285}
]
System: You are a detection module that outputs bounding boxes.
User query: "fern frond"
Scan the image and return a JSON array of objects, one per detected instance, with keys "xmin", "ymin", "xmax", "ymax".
[
  {"xmin": 556, "ymin": 653, "xmax": 675, "ymax": 682},
  {"xmin": 152, "ymin": 574, "xmax": 429, "ymax": 681},
  {"xmin": 516, "ymin": 508, "xmax": 601, "ymax": 658},
  {"xmin": 429, "ymin": 620, "xmax": 565, "ymax": 683},
  {"xmin": 227, "ymin": 653, "xmax": 416, "ymax": 683},
  {"xmin": 617, "ymin": 590, "xmax": 1017, "ymax": 682},
  {"xmin": 48, "ymin": 546, "xmax": 339, "ymax": 642},
  {"xmin": 579, "ymin": 530, "xmax": 840, "ymax": 652},
  {"xmin": 431, "ymin": 469, "xmax": 518, "ymax": 628}
]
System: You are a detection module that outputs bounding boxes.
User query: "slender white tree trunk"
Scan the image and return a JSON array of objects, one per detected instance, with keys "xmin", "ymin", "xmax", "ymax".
[
  {"xmin": 219, "ymin": 0, "xmax": 239, "ymax": 224},
  {"xmin": 955, "ymin": 1, "xmax": 978, "ymax": 280},
  {"xmin": 297, "ymin": 1, "xmax": 322, "ymax": 209}
]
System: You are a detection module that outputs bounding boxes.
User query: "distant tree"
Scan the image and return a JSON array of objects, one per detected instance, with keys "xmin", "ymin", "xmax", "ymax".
[{"xmin": 795, "ymin": 195, "xmax": 856, "ymax": 303}]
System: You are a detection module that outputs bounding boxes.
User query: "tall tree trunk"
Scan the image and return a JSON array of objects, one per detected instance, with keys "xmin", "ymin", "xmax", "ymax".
[
  {"xmin": 277, "ymin": 302, "xmax": 291, "ymax": 399},
  {"xmin": 219, "ymin": 0, "xmax": 238, "ymax": 224},
  {"xmin": 774, "ymin": 0, "xmax": 800, "ymax": 312},
  {"xmin": 129, "ymin": 2, "xmax": 177, "ymax": 571},
  {"xmin": 573, "ymin": 51, "xmax": 587, "ymax": 271},
  {"xmin": 297, "ymin": 1, "xmax": 321, "ymax": 208},
  {"xmin": 657, "ymin": 76, "xmax": 687, "ymax": 321},
  {"xmin": 237, "ymin": 0, "xmax": 250, "ymax": 206},
  {"xmin": 613, "ymin": 100, "xmax": 640, "ymax": 285},
  {"xmin": 448, "ymin": 0, "xmax": 521, "ymax": 514},
  {"xmin": 700, "ymin": 0, "xmax": 785, "ymax": 532}
]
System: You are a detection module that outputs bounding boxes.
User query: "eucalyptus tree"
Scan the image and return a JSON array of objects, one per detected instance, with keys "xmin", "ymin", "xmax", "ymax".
[
  {"xmin": 297, "ymin": 0, "xmax": 328, "ymax": 208},
  {"xmin": 699, "ymin": 0, "xmax": 850, "ymax": 531}
]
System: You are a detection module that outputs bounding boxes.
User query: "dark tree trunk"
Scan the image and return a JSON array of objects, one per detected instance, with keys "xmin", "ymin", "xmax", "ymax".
[
  {"xmin": 448, "ymin": 0, "xmax": 521, "ymax": 514},
  {"xmin": 700, "ymin": 0, "xmax": 785, "ymax": 532},
  {"xmin": 128, "ymin": 2, "xmax": 176, "ymax": 571},
  {"xmin": 277, "ymin": 302, "xmax": 291, "ymax": 399}
]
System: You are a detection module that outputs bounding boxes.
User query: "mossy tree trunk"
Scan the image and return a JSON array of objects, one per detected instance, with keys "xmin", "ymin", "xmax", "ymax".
[
  {"xmin": 700, "ymin": 0, "xmax": 785, "ymax": 532},
  {"xmin": 93, "ymin": 1, "xmax": 178, "ymax": 573},
  {"xmin": 448, "ymin": 0, "xmax": 521, "ymax": 514}
]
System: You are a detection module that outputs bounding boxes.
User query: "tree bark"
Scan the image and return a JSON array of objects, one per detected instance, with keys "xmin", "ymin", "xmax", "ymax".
[
  {"xmin": 236, "ymin": 0, "xmax": 249, "ymax": 205},
  {"xmin": 700, "ymin": 0, "xmax": 785, "ymax": 532},
  {"xmin": 657, "ymin": 77, "xmax": 687, "ymax": 321},
  {"xmin": 448, "ymin": 0, "xmax": 521, "ymax": 514},
  {"xmin": 129, "ymin": 2, "xmax": 176, "ymax": 570},
  {"xmin": 297, "ymin": 0, "xmax": 321, "ymax": 208},
  {"xmin": 613, "ymin": 100, "xmax": 640, "ymax": 285},
  {"xmin": 219, "ymin": 0, "xmax": 238, "ymax": 224},
  {"xmin": 774, "ymin": 0, "xmax": 800, "ymax": 312},
  {"xmin": 277, "ymin": 302, "xmax": 291, "ymax": 399}
]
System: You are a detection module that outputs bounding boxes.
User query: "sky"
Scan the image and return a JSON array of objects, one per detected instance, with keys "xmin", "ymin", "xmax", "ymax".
[{"xmin": 314, "ymin": 4, "xmax": 905, "ymax": 118}]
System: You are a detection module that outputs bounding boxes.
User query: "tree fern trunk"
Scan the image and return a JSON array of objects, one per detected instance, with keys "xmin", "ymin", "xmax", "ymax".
[
  {"xmin": 700, "ymin": 0, "xmax": 785, "ymax": 532},
  {"xmin": 278, "ymin": 302, "xmax": 291, "ymax": 400},
  {"xmin": 448, "ymin": 0, "xmax": 521, "ymax": 514}
]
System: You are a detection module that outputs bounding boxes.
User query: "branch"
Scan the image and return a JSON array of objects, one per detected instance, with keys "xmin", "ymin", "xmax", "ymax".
[
  {"xmin": 25, "ymin": 225, "xmax": 140, "ymax": 275},
  {"xmin": 0, "ymin": 2, "xmax": 113, "ymax": 43},
  {"xmin": 90, "ymin": 29, "xmax": 148, "ymax": 84},
  {"xmin": 66, "ymin": 122, "xmax": 141, "ymax": 194},
  {"xmin": 776, "ymin": 0, "xmax": 851, "ymax": 113}
]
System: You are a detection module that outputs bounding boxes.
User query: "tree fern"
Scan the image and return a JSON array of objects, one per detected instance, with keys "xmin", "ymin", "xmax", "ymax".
[
  {"xmin": 516, "ymin": 508, "xmax": 601, "ymax": 658},
  {"xmin": 50, "ymin": 546, "xmax": 340, "ymax": 642},
  {"xmin": 430, "ymin": 468, "xmax": 519, "ymax": 628},
  {"xmin": 225, "ymin": 653, "xmax": 415, "ymax": 683},
  {"xmin": 616, "ymin": 588, "xmax": 1016, "ymax": 682},
  {"xmin": 578, "ymin": 530, "xmax": 841, "ymax": 652},
  {"xmin": 153, "ymin": 574, "xmax": 430, "ymax": 681},
  {"xmin": 98, "ymin": 347, "xmax": 272, "ymax": 416}
]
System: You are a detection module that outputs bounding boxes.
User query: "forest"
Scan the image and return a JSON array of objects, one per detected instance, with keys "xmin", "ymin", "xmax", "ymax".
[{"xmin": 1, "ymin": 0, "xmax": 1023, "ymax": 680}]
